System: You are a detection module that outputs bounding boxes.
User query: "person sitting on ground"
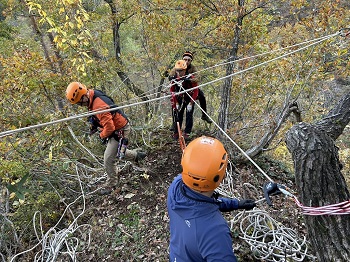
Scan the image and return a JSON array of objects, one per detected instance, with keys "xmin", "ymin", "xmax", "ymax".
[
  {"xmin": 169, "ymin": 51, "xmax": 212, "ymax": 124},
  {"xmin": 169, "ymin": 60, "xmax": 198, "ymax": 140},
  {"xmin": 167, "ymin": 136, "xmax": 256, "ymax": 261},
  {"xmin": 66, "ymin": 82, "xmax": 146, "ymax": 194}
]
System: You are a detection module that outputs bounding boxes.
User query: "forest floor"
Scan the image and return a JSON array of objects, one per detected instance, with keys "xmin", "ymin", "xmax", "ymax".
[{"xmin": 60, "ymin": 128, "xmax": 317, "ymax": 262}]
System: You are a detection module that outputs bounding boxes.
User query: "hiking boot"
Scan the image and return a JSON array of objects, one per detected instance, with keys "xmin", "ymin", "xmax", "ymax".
[
  {"xmin": 135, "ymin": 151, "xmax": 146, "ymax": 162},
  {"xmin": 183, "ymin": 133, "xmax": 191, "ymax": 141},
  {"xmin": 201, "ymin": 115, "xmax": 212, "ymax": 124}
]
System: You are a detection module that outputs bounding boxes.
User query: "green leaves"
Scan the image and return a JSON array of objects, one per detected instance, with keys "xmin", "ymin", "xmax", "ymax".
[{"xmin": 6, "ymin": 173, "xmax": 30, "ymax": 201}]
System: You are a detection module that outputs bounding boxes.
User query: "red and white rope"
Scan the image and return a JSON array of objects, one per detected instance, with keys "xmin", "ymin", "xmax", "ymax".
[{"xmin": 292, "ymin": 197, "xmax": 350, "ymax": 216}]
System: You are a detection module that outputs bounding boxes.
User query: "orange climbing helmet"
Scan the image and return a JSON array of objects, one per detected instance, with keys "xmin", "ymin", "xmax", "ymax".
[
  {"xmin": 174, "ymin": 60, "xmax": 187, "ymax": 71},
  {"xmin": 181, "ymin": 136, "xmax": 228, "ymax": 191},
  {"xmin": 66, "ymin": 82, "xmax": 87, "ymax": 104}
]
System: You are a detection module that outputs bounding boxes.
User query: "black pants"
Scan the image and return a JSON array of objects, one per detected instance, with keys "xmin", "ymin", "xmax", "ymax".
[
  {"xmin": 173, "ymin": 97, "xmax": 195, "ymax": 134},
  {"xmin": 197, "ymin": 89, "xmax": 207, "ymax": 116}
]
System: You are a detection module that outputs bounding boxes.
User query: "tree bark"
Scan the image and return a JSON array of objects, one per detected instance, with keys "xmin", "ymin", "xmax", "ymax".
[
  {"xmin": 217, "ymin": 1, "xmax": 244, "ymax": 139},
  {"xmin": 105, "ymin": 0, "xmax": 150, "ymax": 115},
  {"xmin": 285, "ymin": 92, "xmax": 350, "ymax": 262},
  {"xmin": 218, "ymin": 0, "xmax": 269, "ymax": 140}
]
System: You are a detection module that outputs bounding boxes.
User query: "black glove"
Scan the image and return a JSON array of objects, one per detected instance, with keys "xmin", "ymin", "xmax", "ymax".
[
  {"xmin": 89, "ymin": 125, "xmax": 98, "ymax": 135},
  {"xmin": 88, "ymin": 116, "xmax": 101, "ymax": 135},
  {"xmin": 99, "ymin": 136, "xmax": 108, "ymax": 145},
  {"xmin": 238, "ymin": 199, "xmax": 256, "ymax": 210}
]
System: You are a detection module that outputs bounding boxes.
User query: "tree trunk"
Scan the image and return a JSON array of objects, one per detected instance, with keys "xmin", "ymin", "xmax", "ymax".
[
  {"xmin": 105, "ymin": 0, "xmax": 150, "ymax": 116},
  {"xmin": 218, "ymin": 1, "xmax": 244, "ymax": 139},
  {"xmin": 285, "ymin": 92, "xmax": 350, "ymax": 262}
]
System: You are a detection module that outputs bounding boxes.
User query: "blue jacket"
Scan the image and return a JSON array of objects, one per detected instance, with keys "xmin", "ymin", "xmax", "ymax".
[{"xmin": 167, "ymin": 175, "xmax": 239, "ymax": 262}]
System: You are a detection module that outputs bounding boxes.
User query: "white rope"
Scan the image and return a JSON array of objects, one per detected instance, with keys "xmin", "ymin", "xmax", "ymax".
[
  {"xmin": 211, "ymin": 32, "xmax": 339, "ymax": 70},
  {"xmin": 216, "ymin": 157, "xmax": 316, "ymax": 261},
  {"xmin": 215, "ymin": 160, "xmax": 239, "ymax": 198},
  {"xmin": 230, "ymin": 209, "xmax": 316, "ymax": 262},
  {"xmin": 67, "ymin": 125, "xmax": 104, "ymax": 166},
  {"xmin": 0, "ymin": 30, "xmax": 340, "ymax": 139},
  {"xmin": 10, "ymin": 166, "xmax": 92, "ymax": 262}
]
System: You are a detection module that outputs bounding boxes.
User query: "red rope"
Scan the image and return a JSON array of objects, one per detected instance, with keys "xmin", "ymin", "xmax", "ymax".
[
  {"xmin": 177, "ymin": 122, "xmax": 186, "ymax": 152},
  {"xmin": 292, "ymin": 197, "xmax": 350, "ymax": 215}
]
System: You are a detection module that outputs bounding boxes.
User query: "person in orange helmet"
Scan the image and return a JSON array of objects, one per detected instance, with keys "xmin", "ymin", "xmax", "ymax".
[
  {"xmin": 167, "ymin": 136, "xmax": 256, "ymax": 261},
  {"xmin": 169, "ymin": 51, "xmax": 212, "ymax": 124},
  {"xmin": 66, "ymin": 82, "xmax": 146, "ymax": 194},
  {"xmin": 169, "ymin": 59, "xmax": 199, "ymax": 140}
]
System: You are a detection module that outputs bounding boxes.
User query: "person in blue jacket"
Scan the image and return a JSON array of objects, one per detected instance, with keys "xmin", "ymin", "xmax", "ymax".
[{"xmin": 167, "ymin": 136, "xmax": 256, "ymax": 262}]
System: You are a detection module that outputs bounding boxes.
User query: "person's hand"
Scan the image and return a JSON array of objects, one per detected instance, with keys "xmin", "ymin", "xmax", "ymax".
[
  {"xmin": 238, "ymin": 199, "xmax": 256, "ymax": 210},
  {"xmin": 186, "ymin": 103, "xmax": 192, "ymax": 112},
  {"xmin": 184, "ymin": 74, "xmax": 192, "ymax": 81},
  {"xmin": 99, "ymin": 136, "xmax": 108, "ymax": 145},
  {"xmin": 89, "ymin": 125, "xmax": 98, "ymax": 135},
  {"xmin": 176, "ymin": 103, "xmax": 180, "ymax": 110}
]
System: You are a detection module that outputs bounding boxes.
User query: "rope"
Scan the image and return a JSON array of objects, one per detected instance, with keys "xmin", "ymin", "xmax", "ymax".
[
  {"xmin": 230, "ymin": 209, "xmax": 316, "ymax": 262},
  {"xmin": 292, "ymin": 195, "xmax": 350, "ymax": 216},
  {"xmin": 176, "ymin": 122, "xmax": 186, "ymax": 152},
  {"xmin": 0, "ymin": 29, "xmax": 341, "ymax": 139},
  {"xmin": 195, "ymin": 31, "xmax": 340, "ymax": 76},
  {"xmin": 10, "ymin": 166, "xmax": 92, "ymax": 262},
  {"xmin": 3, "ymin": 28, "xmax": 347, "ymax": 215},
  {"xmin": 218, "ymin": 167, "xmax": 317, "ymax": 261}
]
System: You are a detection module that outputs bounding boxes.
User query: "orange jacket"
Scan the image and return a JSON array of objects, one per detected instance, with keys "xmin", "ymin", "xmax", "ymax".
[{"xmin": 88, "ymin": 90, "xmax": 128, "ymax": 139}]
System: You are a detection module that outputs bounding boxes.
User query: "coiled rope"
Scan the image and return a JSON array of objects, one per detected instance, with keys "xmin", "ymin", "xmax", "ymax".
[
  {"xmin": 10, "ymin": 166, "xmax": 92, "ymax": 262},
  {"xmin": 230, "ymin": 209, "xmax": 316, "ymax": 262},
  {"xmin": 4, "ymin": 29, "xmax": 349, "ymax": 261}
]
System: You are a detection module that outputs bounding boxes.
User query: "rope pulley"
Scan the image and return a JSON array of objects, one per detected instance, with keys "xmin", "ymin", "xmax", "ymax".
[{"xmin": 263, "ymin": 182, "xmax": 292, "ymax": 206}]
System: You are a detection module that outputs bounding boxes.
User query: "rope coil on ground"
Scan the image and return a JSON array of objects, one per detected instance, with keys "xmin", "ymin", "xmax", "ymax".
[
  {"xmin": 230, "ymin": 209, "xmax": 316, "ymax": 262},
  {"xmin": 219, "ymin": 168, "xmax": 317, "ymax": 261},
  {"xmin": 10, "ymin": 166, "xmax": 92, "ymax": 262}
]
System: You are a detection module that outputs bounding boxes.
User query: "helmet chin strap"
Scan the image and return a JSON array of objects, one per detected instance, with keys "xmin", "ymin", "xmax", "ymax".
[{"xmin": 180, "ymin": 182, "xmax": 220, "ymax": 203}]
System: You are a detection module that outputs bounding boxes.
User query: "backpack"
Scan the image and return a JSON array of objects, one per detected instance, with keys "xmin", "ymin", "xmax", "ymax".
[{"xmin": 88, "ymin": 90, "xmax": 128, "ymax": 129}]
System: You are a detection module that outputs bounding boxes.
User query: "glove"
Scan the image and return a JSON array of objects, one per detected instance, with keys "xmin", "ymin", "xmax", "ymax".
[
  {"xmin": 238, "ymin": 199, "xmax": 256, "ymax": 210},
  {"xmin": 186, "ymin": 103, "xmax": 192, "ymax": 112},
  {"xmin": 99, "ymin": 136, "xmax": 108, "ymax": 145},
  {"xmin": 89, "ymin": 125, "xmax": 98, "ymax": 135},
  {"xmin": 179, "ymin": 74, "xmax": 191, "ymax": 81},
  {"xmin": 184, "ymin": 74, "xmax": 192, "ymax": 81}
]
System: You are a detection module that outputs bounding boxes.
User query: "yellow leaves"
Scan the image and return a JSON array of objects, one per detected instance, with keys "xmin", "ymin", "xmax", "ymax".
[
  {"xmin": 71, "ymin": 39, "xmax": 78, "ymax": 47},
  {"xmin": 48, "ymin": 146, "xmax": 53, "ymax": 162},
  {"xmin": 62, "ymin": 0, "xmax": 79, "ymax": 5},
  {"xmin": 26, "ymin": 2, "xmax": 42, "ymax": 14},
  {"xmin": 84, "ymin": 29, "xmax": 92, "ymax": 38}
]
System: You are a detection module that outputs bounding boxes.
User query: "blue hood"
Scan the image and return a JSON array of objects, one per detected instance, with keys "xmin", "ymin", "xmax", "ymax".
[{"xmin": 167, "ymin": 175, "xmax": 220, "ymax": 219}]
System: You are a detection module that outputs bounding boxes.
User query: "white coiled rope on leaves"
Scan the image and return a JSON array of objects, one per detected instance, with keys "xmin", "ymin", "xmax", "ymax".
[{"xmin": 230, "ymin": 209, "xmax": 315, "ymax": 262}]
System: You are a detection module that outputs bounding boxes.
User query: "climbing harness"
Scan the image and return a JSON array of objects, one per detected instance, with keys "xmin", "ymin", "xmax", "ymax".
[
  {"xmin": 2, "ymin": 28, "xmax": 349, "ymax": 262},
  {"xmin": 116, "ymin": 130, "xmax": 128, "ymax": 159}
]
